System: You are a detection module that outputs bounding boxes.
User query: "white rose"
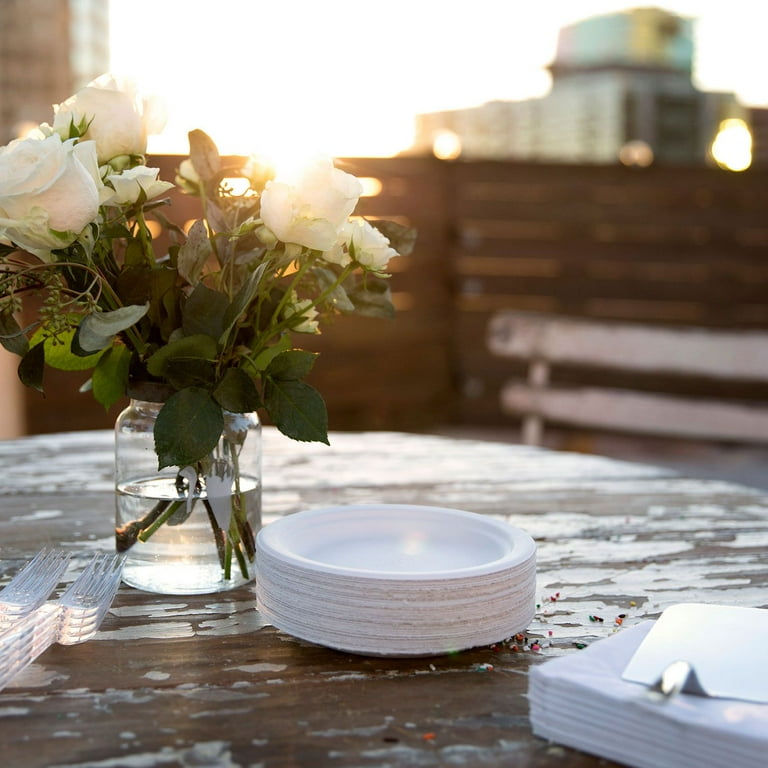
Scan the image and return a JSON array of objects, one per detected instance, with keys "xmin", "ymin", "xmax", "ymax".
[
  {"xmin": 102, "ymin": 166, "xmax": 174, "ymax": 206},
  {"xmin": 283, "ymin": 292, "xmax": 320, "ymax": 334},
  {"xmin": 259, "ymin": 157, "xmax": 362, "ymax": 252},
  {"xmin": 53, "ymin": 74, "xmax": 167, "ymax": 164},
  {"xmin": 328, "ymin": 218, "xmax": 398, "ymax": 272},
  {"xmin": 0, "ymin": 134, "xmax": 102, "ymax": 259}
]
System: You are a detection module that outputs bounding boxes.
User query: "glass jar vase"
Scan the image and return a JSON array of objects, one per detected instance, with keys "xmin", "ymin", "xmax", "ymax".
[{"xmin": 114, "ymin": 397, "xmax": 261, "ymax": 594}]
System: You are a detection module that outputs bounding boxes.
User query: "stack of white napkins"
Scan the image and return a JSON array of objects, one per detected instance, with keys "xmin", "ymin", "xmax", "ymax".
[
  {"xmin": 529, "ymin": 610, "xmax": 768, "ymax": 768},
  {"xmin": 256, "ymin": 504, "xmax": 537, "ymax": 656}
]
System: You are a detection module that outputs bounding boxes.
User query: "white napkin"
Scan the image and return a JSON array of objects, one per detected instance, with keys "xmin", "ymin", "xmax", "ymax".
[
  {"xmin": 528, "ymin": 621, "xmax": 768, "ymax": 768},
  {"xmin": 622, "ymin": 604, "xmax": 768, "ymax": 703}
]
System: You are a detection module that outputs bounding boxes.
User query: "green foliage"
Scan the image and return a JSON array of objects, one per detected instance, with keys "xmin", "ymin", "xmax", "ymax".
[
  {"xmin": 18, "ymin": 342, "xmax": 45, "ymax": 392},
  {"xmin": 266, "ymin": 349, "xmax": 318, "ymax": 381},
  {"xmin": 262, "ymin": 350, "xmax": 327, "ymax": 443},
  {"xmin": 214, "ymin": 368, "xmax": 262, "ymax": 412},
  {"xmin": 154, "ymin": 387, "xmax": 224, "ymax": 469},
  {"xmin": 92, "ymin": 344, "xmax": 132, "ymax": 408},
  {"xmin": 33, "ymin": 326, "xmax": 102, "ymax": 371},
  {"xmin": 346, "ymin": 277, "xmax": 396, "ymax": 319},
  {"xmin": 182, "ymin": 284, "xmax": 229, "ymax": 339},
  {"xmin": 146, "ymin": 334, "xmax": 218, "ymax": 377},
  {"xmin": 264, "ymin": 379, "xmax": 329, "ymax": 444},
  {"xmin": 0, "ymin": 311, "xmax": 29, "ymax": 357},
  {"xmin": 188, "ymin": 129, "xmax": 221, "ymax": 185},
  {"xmin": 73, "ymin": 304, "xmax": 149, "ymax": 355},
  {"xmin": 177, "ymin": 220, "xmax": 211, "ymax": 285},
  {"xmin": 0, "ymin": 128, "xmax": 416, "ymax": 467}
]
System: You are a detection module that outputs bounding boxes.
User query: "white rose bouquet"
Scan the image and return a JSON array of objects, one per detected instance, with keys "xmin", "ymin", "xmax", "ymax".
[{"xmin": 0, "ymin": 74, "xmax": 416, "ymax": 469}]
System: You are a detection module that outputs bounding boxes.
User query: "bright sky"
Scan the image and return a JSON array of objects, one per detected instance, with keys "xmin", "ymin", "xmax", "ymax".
[{"xmin": 109, "ymin": 0, "xmax": 768, "ymax": 161}]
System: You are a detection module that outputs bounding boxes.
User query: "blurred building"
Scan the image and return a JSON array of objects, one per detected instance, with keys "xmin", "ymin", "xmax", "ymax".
[
  {"xmin": 0, "ymin": 0, "xmax": 109, "ymax": 143},
  {"xmin": 412, "ymin": 7, "xmax": 748, "ymax": 167},
  {"xmin": 748, "ymin": 107, "xmax": 768, "ymax": 167}
]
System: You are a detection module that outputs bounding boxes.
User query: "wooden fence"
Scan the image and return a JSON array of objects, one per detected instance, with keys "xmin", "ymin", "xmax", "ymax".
[{"xmin": 23, "ymin": 157, "xmax": 768, "ymax": 439}]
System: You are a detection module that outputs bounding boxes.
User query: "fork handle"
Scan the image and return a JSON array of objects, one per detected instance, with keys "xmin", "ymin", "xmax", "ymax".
[{"xmin": 0, "ymin": 605, "xmax": 59, "ymax": 691}]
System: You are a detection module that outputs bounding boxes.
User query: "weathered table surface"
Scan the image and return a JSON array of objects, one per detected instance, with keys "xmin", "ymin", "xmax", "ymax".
[{"xmin": 0, "ymin": 428, "xmax": 766, "ymax": 768}]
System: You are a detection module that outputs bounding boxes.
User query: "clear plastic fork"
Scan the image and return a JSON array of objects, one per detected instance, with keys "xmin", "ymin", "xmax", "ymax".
[
  {"xmin": 56, "ymin": 553, "xmax": 125, "ymax": 644},
  {"xmin": 0, "ymin": 549, "xmax": 71, "ymax": 632},
  {"xmin": 0, "ymin": 553, "xmax": 125, "ymax": 690}
]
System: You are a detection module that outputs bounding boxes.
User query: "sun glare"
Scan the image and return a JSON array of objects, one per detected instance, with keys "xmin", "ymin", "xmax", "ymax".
[
  {"xmin": 113, "ymin": 1, "xmax": 768, "ymax": 165},
  {"xmin": 145, "ymin": 97, "xmax": 413, "ymax": 164},
  {"xmin": 432, "ymin": 130, "xmax": 462, "ymax": 160},
  {"xmin": 109, "ymin": 0, "xmax": 428, "ymax": 161},
  {"xmin": 711, "ymin": 118, "xmax": 753, "ymax": 171}
]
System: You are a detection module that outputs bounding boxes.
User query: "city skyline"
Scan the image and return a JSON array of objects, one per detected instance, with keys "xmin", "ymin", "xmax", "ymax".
[{"xmin": 108, "ymin": 0, "xmax": 768, "ymax": 161}]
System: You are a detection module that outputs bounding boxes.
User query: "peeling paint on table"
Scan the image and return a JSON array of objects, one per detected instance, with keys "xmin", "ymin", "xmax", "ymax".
[{"xmin": 0, "ymin": 428, "xmax": 766, "ymax": 767}]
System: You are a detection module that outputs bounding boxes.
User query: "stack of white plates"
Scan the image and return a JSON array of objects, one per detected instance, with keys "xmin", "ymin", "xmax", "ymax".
[{"xmin": 255, "ymin": 504, "xmax": 537, "ymax": 657}]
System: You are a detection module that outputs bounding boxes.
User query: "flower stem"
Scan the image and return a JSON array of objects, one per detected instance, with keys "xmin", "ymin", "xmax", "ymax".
[
  {"xmin": 115, "ymin": 498, "xmax": 170, "ymax": 552},
  {"xmin": 137, "ymin": 499, "xmax": 186, "ymax": 542},
  {"xmin": 253, "ymin": 260, "xmax": 356, "ymax": 357},
  {"xmin": 202, "ymin": 497, "xmax": 227, "ymax": 570},
  {"xmin": 134, "ymin": 208, "xmax": 156, "ymax": 268},
  {"xmin": 232, "ymin": 542, "xmax": 249, "ymax": 580}
]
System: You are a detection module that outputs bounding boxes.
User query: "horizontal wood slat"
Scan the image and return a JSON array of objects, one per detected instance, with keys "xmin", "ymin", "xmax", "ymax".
[
  {"xmin": 488, "ymin": 311, "xmax": 768, "ymax": 446},
  {"xmin": 20, "ymin": 157, "xmax": 768, "ymax": 440},
  {"xmin": 501, "ymin": 384, "xmax": 768, "ymax": 444},
  {"xmin": 488, "ymin": 312, "xmax": 768, "ymax": 381}
]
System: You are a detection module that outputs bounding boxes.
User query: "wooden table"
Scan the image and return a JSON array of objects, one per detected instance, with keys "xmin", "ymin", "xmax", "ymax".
[{"xmin": 0, "ymin": 428, "xmax": 766, "ymax": 767}]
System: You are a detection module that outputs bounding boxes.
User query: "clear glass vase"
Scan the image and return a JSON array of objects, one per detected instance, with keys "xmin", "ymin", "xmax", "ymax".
[{"xmin": 114, "ymin": 397, "xmax": 261, "ymax": 594}]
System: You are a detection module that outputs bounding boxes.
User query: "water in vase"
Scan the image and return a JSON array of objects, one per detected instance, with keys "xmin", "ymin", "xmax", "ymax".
[{"xmin": 116, "ymin": 474, "xmax": 261, "ymax": 594}]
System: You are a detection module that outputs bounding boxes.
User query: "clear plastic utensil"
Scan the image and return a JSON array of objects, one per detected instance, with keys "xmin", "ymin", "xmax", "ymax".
[
  {"xmin": 0, "ymin": 549, "xmax": 71, "ymax": 631},
  {"xmin": 0, "ymin": 553, "xmax": 125, "ymax": 691},
  {"xmin": 57, "ymin": 553, "xmax": 125, "ymax": 644}
]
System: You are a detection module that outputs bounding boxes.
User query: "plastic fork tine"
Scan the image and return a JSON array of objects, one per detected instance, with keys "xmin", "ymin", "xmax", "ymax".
[
  {"xmin": 0, "ymin": 553, "xmax": 125, "ymax": 691},
  {"xmin": 58, "ymin": 554, "xmax": 125, "ymax": 645},
  {"xmin": 0, "ymin": 549, "xmax": 71, "ymax": 630}
]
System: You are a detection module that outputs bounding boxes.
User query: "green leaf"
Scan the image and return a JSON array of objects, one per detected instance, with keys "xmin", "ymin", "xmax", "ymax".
[
  {"xmin": 73, "ymin": 304, "xmax": 149, "ymax": 355},
  {"xmin": 34, "ymin": 327, "xmax": 102, "ymax": 371},
  {"xmin": 146, "ymin": 334, "xmax": 218, "ymax": 378},
  {"xmin": 188, "ymin": 129, "xmax": 221, "ymax": 183},
  {"xmin": 264, "ymin": 378, "xmax": 329, "ymax": 444},
  {"xmin": 18, "ymin": 342, "xmax": 45, "ymax": 393},
  {"xmin": 313, "ymin": 267, "xmax": 355, "ymax": 312},
  {"xmin": 124, "ymin": 237, "xmax": 150, "ymax": 268},
  {"xmin": 250, "ymin": 335, "xmax": 291, "ymax": 372},
  {"xmin": 92, "ymin": 345, "xmax": 131, "ymax": 409},
  {"xmin": 214, "ymin": 368, "xmax": 262, "ymax": 412},
  {"xmin": 0, "ymin": 313, "xmax": 29, "ymax": 357},
  {"xmin": 154, "ymin": 387, "xmax": 224, "ymax": 469},
  {"xmin": 182, "ymin": 283, "xmax": 228, "ymax": 339},
  {"xmin": 149, "ymin": 267, "xmax": 182, "ymax": 339},
  {"xmin": 163, "ymin": 358, "xmax": 217, "ymax": 390},
  {"xmin": 346, "ymin": 280, "xmax": 395, "ymax": 319},
  {"xmin": 221, "ymin": 262, "xmax": 269, "ymax": 339},
  {"xmin": 266, "ymin": 349, "xmax": 318, "ymax": 381},
  {"xmin": 115, "ymin": 264, "xmax": 152, "ymax": 306},
  {"xmin": 203, "ymin": 199, "xmax": 227, "ymax": 234},
  {"xmin": 100, "ymin": 221, "xmax": 133, "ymax": 240},
  {"xmin": 177, "ymin": 219, "xmax": 211, "ymax": 285}
]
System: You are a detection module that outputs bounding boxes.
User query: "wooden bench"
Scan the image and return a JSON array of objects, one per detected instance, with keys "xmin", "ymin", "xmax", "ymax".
[{"xmin": 486, "ymin": 310, "xmax": 768, "ymax": 446}]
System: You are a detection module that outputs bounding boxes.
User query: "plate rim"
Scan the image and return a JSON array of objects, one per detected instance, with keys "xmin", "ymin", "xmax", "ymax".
[{"xmin": 256, "ymin": 503, "xmax": 536, "ymax": 581}]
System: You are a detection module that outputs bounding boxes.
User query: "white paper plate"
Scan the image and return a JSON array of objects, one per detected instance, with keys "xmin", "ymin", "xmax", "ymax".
[
  {"xmin": 255, "ymin": 504, "xmax": 537, "ymax": 656},
  {"xmin": 256, "ymin": 504, "xmax": 536, "ymax": 580}
]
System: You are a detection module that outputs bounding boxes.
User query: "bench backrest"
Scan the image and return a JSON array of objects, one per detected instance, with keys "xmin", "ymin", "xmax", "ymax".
[{"xmin": 487, "ymin": 311, "xmax": 768, "ymax": 445}]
